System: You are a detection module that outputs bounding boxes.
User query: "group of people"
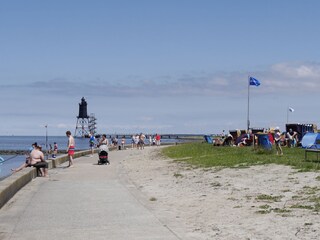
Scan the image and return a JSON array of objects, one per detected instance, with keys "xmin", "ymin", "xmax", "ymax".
[
  {"xmin": 11, "ymin": 130, "xmax": 76, "ymax": 177},
  {"xmin": 88, "ymin": 133, "xmax": 162, "ymax": 152},
  {"xmin": 10, "ymin": 131, "xmax": 163, "ymax": 177},
  {"xmin": 131, "ymin": 133, "xmax": 161, "ymax": 149},
  {"xmin": 215, "ymin": 127, "xmax": 301, "ymax": 156}
]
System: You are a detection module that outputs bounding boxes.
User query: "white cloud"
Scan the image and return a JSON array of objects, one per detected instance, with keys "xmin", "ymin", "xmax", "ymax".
[
  {"xmin": 271, "ymin": 62, "xmax": 320, "ymax": 79},
  {"xmin": 1, "ymin": 61, "xmax": 320, "ymax": 99}
]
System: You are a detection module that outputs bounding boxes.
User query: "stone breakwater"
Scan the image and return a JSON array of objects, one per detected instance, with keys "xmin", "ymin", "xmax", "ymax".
[
  {"xmin": 0, "ymin": 150, "xmax": 29, "ymax": 155},
  {"xmin": 0, "ymin": 150, "xmax": 74, "ymax": 155}
]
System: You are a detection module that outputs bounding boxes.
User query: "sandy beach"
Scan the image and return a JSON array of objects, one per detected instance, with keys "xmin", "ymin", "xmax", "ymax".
[{"xmin": 119, "ymin": 146, "xmax": 320, "ymax": 240}]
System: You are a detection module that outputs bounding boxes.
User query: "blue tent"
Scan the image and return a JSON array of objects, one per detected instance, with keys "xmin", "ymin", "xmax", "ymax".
[
  {"xmin": 204, "ymin": 135, "xmax": 213, "ymax": 144},
  {"xmin": 301, "ymin": 133, "xmax": 320, "ymax": 149},
  {"xmin": 257, "ymin": 134, "xmax": 272, "ymax": 150}
]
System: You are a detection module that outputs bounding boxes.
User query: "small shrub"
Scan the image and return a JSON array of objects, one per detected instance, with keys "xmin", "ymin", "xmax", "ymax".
[
  {"xmin": 255, "ymin": 209, "xmax": 271, "ymax": 214},
  {"xmin": 256, "ymin": 194, "xmax": 283, "ymax": 202},
  {"xmin": 290, "ymin": 204, "xmax": 313, "ymax": 210},
  {"xmin": 259, "ymin": 204, "xmax": 271, "ymax": 209},
  {"xmin": 210, "ymin": 182, "xmax": 222, "ymax": 187},
  {"xmin": 272, "ymin": 208, "xmax": 291, "ymax": 213},
  {"xmin": 173, "ymin": 172, "xmax": 183, "ymax": 178}
]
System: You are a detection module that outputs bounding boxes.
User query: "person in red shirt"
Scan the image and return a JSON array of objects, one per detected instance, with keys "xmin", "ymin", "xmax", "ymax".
[{"xmin": 155, "ymin": 134, "xmax": 161, "ymax": 146}]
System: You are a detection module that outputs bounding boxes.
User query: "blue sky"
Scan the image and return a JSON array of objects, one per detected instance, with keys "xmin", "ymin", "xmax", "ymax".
[{"xmin": 1, "ymin": 0, "xmax": 320, "ymax": 136}]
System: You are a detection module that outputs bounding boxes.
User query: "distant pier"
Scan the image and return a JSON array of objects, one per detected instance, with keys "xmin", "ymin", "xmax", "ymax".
[{"xmin": 99, "ymin": 134, "xmax": 204, "ymax": 140}]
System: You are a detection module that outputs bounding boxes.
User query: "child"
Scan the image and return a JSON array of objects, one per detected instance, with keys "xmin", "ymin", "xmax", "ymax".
[
  {"xmin": 274, "ymin": 127, "xmax": 283, "ymax": 156},
  {"xmin": 52, "ymin": 142, "xmax": 58, "ymax": 158}
]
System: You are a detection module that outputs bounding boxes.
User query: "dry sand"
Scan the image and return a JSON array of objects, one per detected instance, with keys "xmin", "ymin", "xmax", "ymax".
[{"xmin": 119, "ymin": 146, "xmax": 320, "ymax": 240}]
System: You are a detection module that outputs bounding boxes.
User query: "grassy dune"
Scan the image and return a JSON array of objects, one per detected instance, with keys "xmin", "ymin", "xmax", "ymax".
[{"xmin": 162, "ymin": 143, "xmax": 320, "ymax": 171}]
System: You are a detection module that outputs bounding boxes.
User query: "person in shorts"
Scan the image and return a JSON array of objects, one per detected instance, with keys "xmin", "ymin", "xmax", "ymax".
[{"xmin": 66, "ymin": 131, "xmax": 75, "ymax": 167}]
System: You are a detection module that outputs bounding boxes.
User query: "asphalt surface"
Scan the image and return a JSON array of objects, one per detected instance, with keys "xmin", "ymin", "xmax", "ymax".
[{"xmin": 0, "ymin": 150, "xmax": 182, "ymax": 240}]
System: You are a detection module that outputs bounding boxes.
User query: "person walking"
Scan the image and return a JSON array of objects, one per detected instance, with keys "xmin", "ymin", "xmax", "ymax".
[
  {"xmin": 89, "ymin": 133, "xmax": 95, "ymax": 156},
  {"xmin": 97, "ymin": 134, "xmax": 109, "ymax": 153},
  {"xmin": 121, "ymin": 136, "xmax": 125, "ymax": 150},
  {"xmin": 131, "ymin": 135, "xmax": 135, "ymax": 149},
  {"xmin": 66, "ymin": 130, "xmax": 75, "ymax": 167},
  {"xmin": 138, "ymin": 133, "xmax": 145, "ymax": 150},
  {"xmin": 155, "ymin": 133, "xmax": 161, "ymax": 146},
  {"xmin": 274, "ymin": 127, "xmax": 283, "ymax": 156}
]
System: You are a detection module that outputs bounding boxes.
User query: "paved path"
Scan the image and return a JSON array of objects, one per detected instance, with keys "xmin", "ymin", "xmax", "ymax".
[{"xmin": 0, "ymin": 150, "xmax": 181, "ymax": 240}]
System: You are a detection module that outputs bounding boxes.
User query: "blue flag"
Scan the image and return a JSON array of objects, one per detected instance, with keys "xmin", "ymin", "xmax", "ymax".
[{"xmin": 249, "ymin": 77, "xmax": 261, "ymax": 86}]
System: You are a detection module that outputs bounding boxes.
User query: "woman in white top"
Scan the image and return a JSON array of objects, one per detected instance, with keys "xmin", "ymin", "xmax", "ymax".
[{"xmin": 98, "ymin": 134, "xmax": 109, "ymax": 153}]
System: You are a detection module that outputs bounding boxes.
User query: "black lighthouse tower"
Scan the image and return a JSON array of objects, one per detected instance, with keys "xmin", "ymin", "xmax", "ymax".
[{"xmin": 74, "ymin": 97, "xmax": 90, "ymax": 138}]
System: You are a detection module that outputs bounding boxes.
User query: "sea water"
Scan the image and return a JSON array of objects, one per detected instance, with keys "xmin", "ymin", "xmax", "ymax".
[{"xmin": 0, "ymin": 155, "xmax": 26, "ymax": 180}]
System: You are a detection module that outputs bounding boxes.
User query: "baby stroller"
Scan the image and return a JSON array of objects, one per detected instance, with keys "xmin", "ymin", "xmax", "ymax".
[
  {"xmin": 98, "ymin": 150, "xmax": 110, "ymax": 165},
  {"xmin": 98, "ymin": 142, "xmax": 110, "ymax": 165}
]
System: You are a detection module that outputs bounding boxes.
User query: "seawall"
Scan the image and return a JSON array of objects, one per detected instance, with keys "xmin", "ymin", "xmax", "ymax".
[{"xmin": 0, "ymin": 150, "xmax": 92, "ymax": 209}]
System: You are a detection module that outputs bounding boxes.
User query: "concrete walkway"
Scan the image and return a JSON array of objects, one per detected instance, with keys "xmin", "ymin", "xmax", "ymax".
[{"xmin": 0, "ymin": 150, "xmax": 181, "ymax": 240}]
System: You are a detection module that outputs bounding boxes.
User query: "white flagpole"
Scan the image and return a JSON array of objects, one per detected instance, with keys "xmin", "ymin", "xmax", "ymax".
[{"xmin": 247, "ymin": 76, "xmax": 250, "ymax": 131}]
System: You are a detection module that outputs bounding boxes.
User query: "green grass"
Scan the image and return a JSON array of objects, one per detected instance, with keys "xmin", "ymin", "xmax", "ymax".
[{"xmin": 161, "ymin": 143, "xmax": 320, "ymax": 171}]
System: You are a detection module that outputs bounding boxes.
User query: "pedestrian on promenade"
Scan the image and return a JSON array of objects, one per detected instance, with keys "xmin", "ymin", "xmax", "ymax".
[
  {"xmin": 155, "ymin": 133, "xmax": 161, "ymax": 146},
  {"xmin": 138, "ymin": 133, "xmax": 145, "ymax": 150},
  {"xmin": 89, "ymin": 133, "xmax": 95, "ymax": 156},
  {"xmin": 66, "ymin": 130, "xmax": 75, "ymax": 167},
  {"xmin": 134, "ymin": 134, "xmax": 139, "ymax": 149},
  {"xmin": 97, "ymin": 134, "xmax": 109, "ymax": 153},
  {"xmin": 121, "ymin": 136, "xmax": 125, "ymax": 150},
  {"xmin": 131, "ymin": 135, "xmax": 135, "ymax": 149}
]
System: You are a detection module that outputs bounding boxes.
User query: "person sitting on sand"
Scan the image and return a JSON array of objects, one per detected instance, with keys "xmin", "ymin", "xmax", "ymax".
[{"xmin": 223, "ymin": 134, "xmax": 233, "ymax": 146}]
